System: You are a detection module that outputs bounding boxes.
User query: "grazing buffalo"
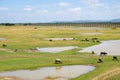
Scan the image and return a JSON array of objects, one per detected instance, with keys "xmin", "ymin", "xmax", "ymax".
[
  {"xmin": 34, "ymin": 27, "xmax": 37, "ymax": 29},
  {"xmin": 100, "ymin": 52, "xmax": 107, "ymax": 56},
  {"xmin": 73, "ymin": 38, "xmax": 76, "ymax": 40},
  {"xmin": 97, "ymin": 58, "xmax": 103, "ymax": 63},
  {"xmin": 55, "ymin": 59, "xmax": 62, "ymax": 64},
  {"xmin": 92, "ymin": 51, "xmax": 95, "ymax": 54},
  {"xmin": 92, "ymin": 38, "xmax": 100, "ymax": 42},
  {"xmin": 14, "ymin": 48, "xmax": 18, "ymax": 52},
  {"xmin": 30, "ymin": 48, "xmax": 37, "ymax": 51},
  {"xmin": 49, "ymin": 39, "xmax": 53, "ymax": 41},
  {"xmin": 96, "ymin": 40, "xmax": 100, "ymax": 42},
  {"xmin": 81, "ymin": 38, "xmax": 89, "ymax": 41},
  {"xmin": 92, "ymin": 38, "xmax": 98, "ymax": 40},
  {"xmin": 113, "ymin": 56, "xmax": 118, "ymax": 61},
  {"xmin": 2, "ymin": 44, "xmax": 7, "ymax": 47},
  {"xmin": 63, "ymin": 38, "xmax": 66, "ymax": 41}
]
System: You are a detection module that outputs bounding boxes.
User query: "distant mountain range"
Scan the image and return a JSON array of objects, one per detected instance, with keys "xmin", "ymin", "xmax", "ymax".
[
  {"xmin": 53, "ymin": 19, "xmax": 120, "ymax": 23},
  {"xmin": 111, "ymin": 19, "xmax": 120, "ymax": 22}
]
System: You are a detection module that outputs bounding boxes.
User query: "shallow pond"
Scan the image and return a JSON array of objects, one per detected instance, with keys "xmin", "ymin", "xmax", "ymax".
[
  {"xmin": 0, "ymin": 65, "xmax": 95, "ymax": 80},
  {"xmin": 79, "ymin": 40, "xmax": 120, "ymax": 55},
  {"xmin": 45, "ymin": 38, "xmax": 75, "ymax": 41},
  {"xmin": 0, "ymin": 38, "xmax": 6, "ymax": 40},
  {"xmin": 37, "ymin": 46, "xmax": 78, "ymax": 53},
  {"xmin": 80, "ymin": 32, "xmax": 102, "ymax": 35}
]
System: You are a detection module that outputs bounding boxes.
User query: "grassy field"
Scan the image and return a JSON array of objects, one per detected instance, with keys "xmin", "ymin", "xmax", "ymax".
[{"xmin": 0, "ymin": 25, "xmax": 120, "ymax": 80}]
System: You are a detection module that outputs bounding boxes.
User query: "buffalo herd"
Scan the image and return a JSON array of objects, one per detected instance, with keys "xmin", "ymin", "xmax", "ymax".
[
  {"xmin": 1, "ymin": 38, "xmax": 118, "ymax": 65},
  {"xmin": 81, "ymin": 37, "xmax": 100, "ymax": 42}
]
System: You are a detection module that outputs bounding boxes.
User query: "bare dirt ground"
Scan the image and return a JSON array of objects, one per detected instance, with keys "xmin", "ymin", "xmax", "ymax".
[
  {"xmin": 0, "ymin": 76, "xmax": 27, "ymax": 80},
  {"xmin": 0, "ymin": 48, "xmax": 13, "ymax": 52}
]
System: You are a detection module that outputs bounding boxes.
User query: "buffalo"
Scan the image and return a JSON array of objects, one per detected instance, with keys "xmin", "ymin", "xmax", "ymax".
[
  {"xmin": 100, "ymin": 52, "xmax": 107, "ymax": 56},
  {"xmin": 92, "ymin": 38, "xmax": 100, "ymax": 42},
  {"xmin": 55, "ymin": 59, "xmax": 62, "ymax": 64},
  {"xmin": 2, "ymin": 44, "xmax": 7, "ymax": 47},
  {"xmin": 49, "ymin": 39, "xmax": 53, "ymax": 41},
  {"xmin": 97, "ymin": 58, "xmax": 103, "ymax": 63},
  {"xmin": 81, "ymin": 38, "xmax": 89, "ymax": 41},
  {"xmin": 112, "ymin": 56, "xmax": 118, "ymax": 61}
]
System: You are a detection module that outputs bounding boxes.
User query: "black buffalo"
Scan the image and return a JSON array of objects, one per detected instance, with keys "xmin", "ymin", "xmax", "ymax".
[
  {"xmin": 100, "ymin": 52, "xmax": 107, "ymax": 56},
  {"xmin": 97, "ymin": 58, "xmax": 103, "ymax": 63},
  {"xmin": 2, "ymin": 44, "xmax": 7, "ymax": 47},
  {"xmin": 113, "ymin": 56, "xmax": 118, "ymax": 61},
  {"xmin": 81, "ymin": 38, "xmax": 89, "ymax": 41}
]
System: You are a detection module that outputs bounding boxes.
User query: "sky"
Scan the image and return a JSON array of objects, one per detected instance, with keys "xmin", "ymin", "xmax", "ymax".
[{"xmin": 0, "ymin": 0, "xmax": 120, "ymax": 23}]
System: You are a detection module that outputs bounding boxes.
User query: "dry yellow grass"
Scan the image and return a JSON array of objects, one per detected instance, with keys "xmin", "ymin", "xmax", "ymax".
[{"xmin": 92, "ymin": 68, "xmax": 120, "ymax": 80}]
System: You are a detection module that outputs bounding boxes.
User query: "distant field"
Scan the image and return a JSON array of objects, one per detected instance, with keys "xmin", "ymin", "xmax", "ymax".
[{"xmin": 0, "ymin": 25, "xmax": 120, "ymax": 80}]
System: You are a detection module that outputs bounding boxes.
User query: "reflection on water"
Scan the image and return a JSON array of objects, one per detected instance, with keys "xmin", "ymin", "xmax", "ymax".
[
  {"xmin": 79, "ymin": 40, "xmax": 120, "ymax": 55},
  {"xmin": 36, "ymin": 46, "xmax": 78, "ymax": 53},
  {"xmin": 0, "ymin": 65, "xmax": 95, "ymax": 80}
]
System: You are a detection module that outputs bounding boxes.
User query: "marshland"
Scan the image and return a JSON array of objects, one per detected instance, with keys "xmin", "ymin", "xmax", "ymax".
[{"xmin": 0, "ymin": 23, "xmax": 120, "ymax": 80}]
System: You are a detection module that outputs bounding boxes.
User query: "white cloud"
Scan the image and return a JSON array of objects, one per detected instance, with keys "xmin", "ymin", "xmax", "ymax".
[
  {"xmin": 68, "ymin": 7, "xmax": 82, "ymax": 12},
  {"xmin": 23, "ymin": 6, "xmax": 32, "ymax": 11},
  {"xmin": 90, "ymin": 3, "xmax": 106, "ymax": 8},
  {"xmin": 42, "ymin": 10, "xmax": 48, "ymax": 13},
  {"xmin": 7, "ymin": 13, "xmax": 12, "ymax": 16},
  {"xmin": 115, "ymin": 3, "xmax": 120, "ymax": 13},
  {"xmin": 56, "ymin": 10, "xmax": 65, "ymax": 14},
  {"xmin": 116, "ymin": 3, "xmax": 120, "ymax": 8},
  {"xmin": 0, "ymin": 7, "xmax": 8, "ymax": 10},
  {"xmin": 80, "ymin": 0, "xmax": 108, "ymax": 9},
  {"xmin": 80, "ymin": 0, "xmax": 110, "ymax": 15},
  {"xmin": 56, "ymin": 7, "xmax": 82, "ymax": 14},
  {"xmin": 59, "ymin": 2, "xmax": 69, "ymax": 6},
  {"xmin": 36, "ymin": 9, "xmax": 48, "ymax": 13},
  {"xmin": 80, "ymin": 0, "xmax": 99, "ymax": 4},
  {"xmin": 93, "ymin": 3, "xmax": 104, "ymax": 7}
]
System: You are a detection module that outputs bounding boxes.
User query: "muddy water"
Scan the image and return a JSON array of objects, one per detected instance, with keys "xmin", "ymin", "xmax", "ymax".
[
  {"xmin": 0, "ymin": 65, "xmax": 95, "ymax": 80},
  {"xmin": 79, "ymin": 40, "xmax": 120, "ymax": 55},
  {"xmin": 36, "ymin": 46, "xmax": 78, "ymax": 53}
]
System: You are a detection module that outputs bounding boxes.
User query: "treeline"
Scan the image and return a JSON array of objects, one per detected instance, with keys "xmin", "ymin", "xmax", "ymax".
[
  {"xmin": 0, "ymin": 23, "xmax": 15, "ymax": 26},
  {"xmin": 0, "ymin": 22, "xmax": 120, "ymax": 27}
]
